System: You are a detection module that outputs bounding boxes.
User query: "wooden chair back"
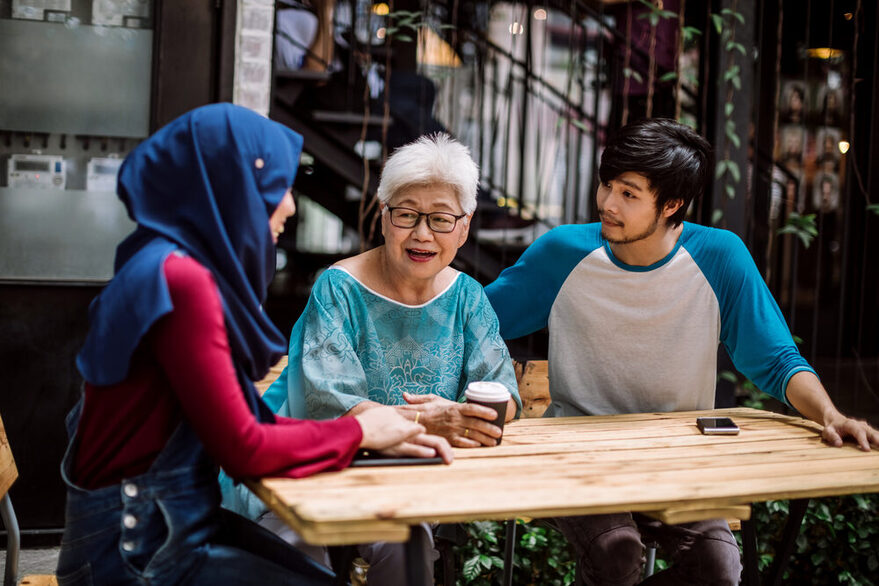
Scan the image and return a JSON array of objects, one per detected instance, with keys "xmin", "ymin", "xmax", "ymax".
[
  {"xmin": 255, "ymin": 355, "xmax": 289, "ymax": 397},
  {"xmin": 514, "ymin": 360, "xmax": 551, "ymax": 418},
  {"xmin": 0, "ymin": 413, "xmax": 16, "ymax": 501},
  {"xmin": 2, "ymin": 414, "xmax": 59, "ymax": 586}
]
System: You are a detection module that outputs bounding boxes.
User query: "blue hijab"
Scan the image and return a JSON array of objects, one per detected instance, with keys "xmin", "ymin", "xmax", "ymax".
[{"xmin": 77, "ymin": 103, "xmax": 303, "ymax": 421}]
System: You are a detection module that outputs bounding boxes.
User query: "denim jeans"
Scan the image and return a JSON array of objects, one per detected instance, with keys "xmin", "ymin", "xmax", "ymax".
[{"xmin": 57, "ymin": 400, "xmax": 335, "ymax": 585}]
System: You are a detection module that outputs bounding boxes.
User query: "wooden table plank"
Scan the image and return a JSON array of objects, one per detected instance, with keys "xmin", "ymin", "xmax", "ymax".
[{"xmin": 251, "ymin": 409, "xmax": 879, "ymax": 545}]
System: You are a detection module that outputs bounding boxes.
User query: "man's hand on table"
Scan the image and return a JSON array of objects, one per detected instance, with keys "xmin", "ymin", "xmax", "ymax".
[
  {"xmin": 820, "ymin": 411, "xmax": 879, "ymax": 452},
  {"xmin": 785, "ymin": 371, "xmax": 879, "ymax": 451}
]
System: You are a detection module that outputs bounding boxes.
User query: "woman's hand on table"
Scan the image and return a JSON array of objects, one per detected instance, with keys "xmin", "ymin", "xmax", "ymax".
[
  {"xmin": 354, "ymin": 406, "xmax": 453, "ymax": 463},
  {"xmin": 378, "ymin": 433, "xmax": 454, "ymax": 464},
  {"xmin": 401, "ymin": 392, "xmax": 502, "ymax": 448},
  {"xmin": 355, "ymin": 406, "xmax": 424, "ymax": 449}
]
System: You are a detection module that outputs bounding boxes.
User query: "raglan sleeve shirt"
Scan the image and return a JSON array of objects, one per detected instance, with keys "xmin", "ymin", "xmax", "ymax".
[
  {"xmin": 687, "ymin": 228, "xmax": 816, "ymax": 405},
  {"xmin": 485, "ymin": 225, "xmax": 601, "ymax": 340}
]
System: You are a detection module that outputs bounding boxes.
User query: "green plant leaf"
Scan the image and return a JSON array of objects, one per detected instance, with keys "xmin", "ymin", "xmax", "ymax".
[
  {"xmin": 725, "ymin": 183, "xmax": 736, "ymax": 199},
  {"xmin": 778, "ymin": 212, "xmax": 818, "ymax": 248},
  {"xmin": 721, "ymin": 8, "xmax": 746, "ymax": 24},
  {"xmin": 726, "ymin": 126, "xmax": 741, "ymax": 149},
  {"xmin": 726, "ymin": 41, "xmax": 747, "ymax": 55},
  {"xmin": 715, "ymin": 159, "xmax": 728, "ymax": 179},
  {"xmin": 723, "ymin": 65, "xmax": 741, "ymax": 81},
  {"xmin": 683, "ymin": 26, "xmax": 702, "ymax": 38},
  {"xmin": 718, "ymin": 370, "xmax": 738, "ymax": 383},
  {"xmin": 570, "ymin": 118, "xmax": 589, "ymax": 133},
  {"xmin": 725, "ymin": 102, "xmax": 734, "ymax": 117},
  {"xmin": 727, "ymin": 160, "xmax": 741, "ymax": 182},
  {"xmin": 659, "ymin": 71, "xmax": 678, "ymax": 82},
  {"xmin": 712, "ymin": 208, "xmax": 723, "ymax": 225},
  {"xmin": 867, "ymin": 203, "xmax": 879, "ymax": 215},
  {"xmin": 462, "ymin": 555, "xmax": 482, "ymax": 580},
  {"xmin": 710, "ymin": 13, "xmax": 723, "ymax": 34},
  {"xmin": 622, "ymin": 67, "xmax": 643, "ymax": 83}
]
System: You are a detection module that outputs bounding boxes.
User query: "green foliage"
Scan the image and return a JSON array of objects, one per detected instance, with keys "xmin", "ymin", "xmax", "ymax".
[
  {"xmin": 452, "ymin": 520, "xmax": 575, "ymax": 585},
  {"xmin": 711, "ymin": 6, "xmax": 745, "ymax": 206},
  {"xmin": 746, "ymin": 496, "xmax": 879, "ymax": 585},
  {"xmin": 622, "ymin": 67, "xmax": 644, "ymax": 84},
  {"xmin": 867, "ymin": 203, "xmax": 879, "ymax": 215},
  {"xmin": 778, "ymin": 212, "xmax": 819, "ymax": 248},
  {"xmin": 384, "ymin": 9, "xmax": 426, "ymax": 42},
  {"xmin": 636, "ymin": 0, "xmax": 678, "ymax": 27}
]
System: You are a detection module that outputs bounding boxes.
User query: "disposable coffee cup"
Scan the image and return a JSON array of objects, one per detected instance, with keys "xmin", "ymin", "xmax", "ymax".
[{"xmin": 464, "ymin": 381, "xmax": 511, "ymax": 445}]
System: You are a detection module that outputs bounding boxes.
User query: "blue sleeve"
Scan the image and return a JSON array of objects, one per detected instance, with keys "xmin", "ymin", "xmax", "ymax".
[
  {"xmin": 485, "ymin": 224, "xmax": 602, "ymax": 340},
  {"xmin": 459, "ymin": 278, "xmax": 523, "ymax": 417},
  {"xmin": 687, "ymin": 227, "xmax": 816, "ymax": 405},
  {"xmin": 261, "ymin": 271, "xmax": 369, "ymax": 420}
]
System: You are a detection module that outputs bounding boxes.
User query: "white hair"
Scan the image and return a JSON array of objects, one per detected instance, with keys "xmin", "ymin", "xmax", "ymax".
[{"xmin": 376, "ymin": 133, "xmax": 479, "ymax": 214}]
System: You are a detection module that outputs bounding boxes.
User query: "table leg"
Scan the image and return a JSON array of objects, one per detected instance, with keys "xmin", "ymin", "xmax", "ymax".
[
  {"xmin": 740, "ymin": 518, "xmax": 759, "ymax": 586},
  {"xmin": 405, "ymin": 525, "xmax": 431, "ymax": 585},
  {"xmin": 765, "ymin": 498, "xmax": 810, "ymax": 586},
  {"xmin": 328, "ymin": 544, "xmax": 357, "ymax": 586},
  {"xmin": 503, "ymin": 519, "xmax": 517, "ymax": 586}
]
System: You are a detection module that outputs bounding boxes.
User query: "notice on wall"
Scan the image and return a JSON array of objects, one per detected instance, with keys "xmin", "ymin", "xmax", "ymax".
[
  {"xmin": 92, "ymin": 0, "xmax": 150, "ymax": 27},
  {"xmin": 11, "ymin": 0, "xmax": 71, "ymax": 21}
]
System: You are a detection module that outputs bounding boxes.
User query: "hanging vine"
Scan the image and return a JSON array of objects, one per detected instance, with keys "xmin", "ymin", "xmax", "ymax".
[
  {"xmin": 635, "ymin": 0, "xmax": 677, "ymax": 118},
  {"xmin": 710, "ymin": 1, "xmax": 745, "ymax": 226},
  {"xmin": 848, "ymin": 0, "xmax": 878, "ymax": 215}
]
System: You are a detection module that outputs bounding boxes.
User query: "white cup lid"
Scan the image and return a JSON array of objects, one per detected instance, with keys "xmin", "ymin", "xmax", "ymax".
[{"xmin": 465, "ymin": 381, "xmax": 511, "ymax": 403}]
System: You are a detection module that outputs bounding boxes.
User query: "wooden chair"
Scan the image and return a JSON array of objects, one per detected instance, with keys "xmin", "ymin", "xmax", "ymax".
[
  {"xmin": 255, "ymin": 355, "xmax": 289, "ymax": 396},
  {"xmin": 1, "ymin": 413, "xmax": 58, "ymax": 586}
]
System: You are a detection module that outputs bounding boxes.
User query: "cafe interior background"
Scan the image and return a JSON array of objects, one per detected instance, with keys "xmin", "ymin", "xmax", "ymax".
[{"xmin": 1, "ymin": 0, "xmax": 877, "ymax": 558}]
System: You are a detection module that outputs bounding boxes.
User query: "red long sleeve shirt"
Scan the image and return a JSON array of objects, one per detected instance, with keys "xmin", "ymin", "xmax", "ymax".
[{"xmin": 73, "ymin": 253, "xmax": 362, "ymax": 489}]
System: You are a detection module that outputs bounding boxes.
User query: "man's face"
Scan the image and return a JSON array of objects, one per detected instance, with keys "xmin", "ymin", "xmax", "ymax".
[{"xmin": 596, "ymin": 171, "xmax": 664, "ymax": 244}]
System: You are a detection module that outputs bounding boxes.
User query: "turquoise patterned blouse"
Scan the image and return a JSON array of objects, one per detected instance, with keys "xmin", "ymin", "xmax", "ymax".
[{"xmin": 262, "ymin": 267, "xmax": 521, "ymax": 420}]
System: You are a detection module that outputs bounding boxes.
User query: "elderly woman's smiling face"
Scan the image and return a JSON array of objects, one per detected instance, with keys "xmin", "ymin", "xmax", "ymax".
[{"xmin": 381, "ymin": 183, "xmax": 470, "ymax": 281}]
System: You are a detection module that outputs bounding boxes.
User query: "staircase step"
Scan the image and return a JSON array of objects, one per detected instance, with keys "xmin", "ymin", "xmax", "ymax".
[{"xmin": 312, "ymin": 111, "xmax": 391, "ymax": 125}]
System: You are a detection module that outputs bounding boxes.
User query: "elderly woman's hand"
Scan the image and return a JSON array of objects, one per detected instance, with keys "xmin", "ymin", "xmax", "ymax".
[{"xmin": 402, "ymin": 392, "xmax": 502, "ymax": 448}]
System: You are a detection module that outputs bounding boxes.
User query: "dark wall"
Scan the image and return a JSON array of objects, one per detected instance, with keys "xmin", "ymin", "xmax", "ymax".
[{"xmin": 0, "ymin": 285, "xmax": 98, "ymax": 538}]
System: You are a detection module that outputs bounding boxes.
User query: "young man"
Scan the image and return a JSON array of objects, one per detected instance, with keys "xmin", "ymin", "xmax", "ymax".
[{"xmin": 485, "ymin": 118, "xmax": 879, "ymax": 585}]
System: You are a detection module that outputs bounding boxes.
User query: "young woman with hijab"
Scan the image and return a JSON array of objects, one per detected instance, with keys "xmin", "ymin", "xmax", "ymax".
[{"xmin": 56, "ymin": 103, "xmax": 450, "ymax": 586}]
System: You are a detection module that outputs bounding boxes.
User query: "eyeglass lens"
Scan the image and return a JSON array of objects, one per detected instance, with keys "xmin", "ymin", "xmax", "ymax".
[{"xmin": 390, "ymin": 208, "xmax": 458, "ymax": 233}]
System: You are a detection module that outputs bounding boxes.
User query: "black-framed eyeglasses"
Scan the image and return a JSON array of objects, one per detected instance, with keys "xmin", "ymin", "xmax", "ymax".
[{"xmin": 386, "ymin": 206, "xmax": 467, "ymax": 233}]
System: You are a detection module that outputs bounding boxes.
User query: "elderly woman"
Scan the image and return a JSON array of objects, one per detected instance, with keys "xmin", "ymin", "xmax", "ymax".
[{"xmin": 224, "ymin": 133, "xmax": 519, "ymax": 585}]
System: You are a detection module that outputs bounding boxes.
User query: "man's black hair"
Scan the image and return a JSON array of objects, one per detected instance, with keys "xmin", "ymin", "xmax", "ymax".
[{"xmin": 599, "ymin": 118, "xmax": 713, "ymax": 227}]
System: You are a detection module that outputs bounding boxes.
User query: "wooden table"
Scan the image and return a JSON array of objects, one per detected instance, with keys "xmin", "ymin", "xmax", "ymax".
[{"xmin": 247, "ymin": 407, "xmax": 879, "ymax": 583}]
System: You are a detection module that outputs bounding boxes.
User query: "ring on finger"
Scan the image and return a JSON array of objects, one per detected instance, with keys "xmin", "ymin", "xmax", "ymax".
[
  {"xmin": 414, "ymin": 412, "xmax": 421, "ymax": 424},
  {"xmin": 464, "ymin": 428, "xmax": 470, "ymax": 437}
]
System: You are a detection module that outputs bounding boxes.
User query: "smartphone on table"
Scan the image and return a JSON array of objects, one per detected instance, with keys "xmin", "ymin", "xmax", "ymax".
[
  {"xmin": 349, "ymin": 449, "xmax": 445, "ymax": 467},
  {"xmin": 696, "ymin": 417, "xmax": 740, "ymax": 435}
]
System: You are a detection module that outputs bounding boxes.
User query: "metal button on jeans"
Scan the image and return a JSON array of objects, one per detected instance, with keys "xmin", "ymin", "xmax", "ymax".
[
  {"xmin": 123, "ymin": 514, "xmax": 137, "ymax": 529},
  {"xmin": 122, "ymin": 540, "xmax": 136, "ymax": 552},
  {"xmin": 123, "ymin": 483, "xmax": 138, "ymax": 498}
]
